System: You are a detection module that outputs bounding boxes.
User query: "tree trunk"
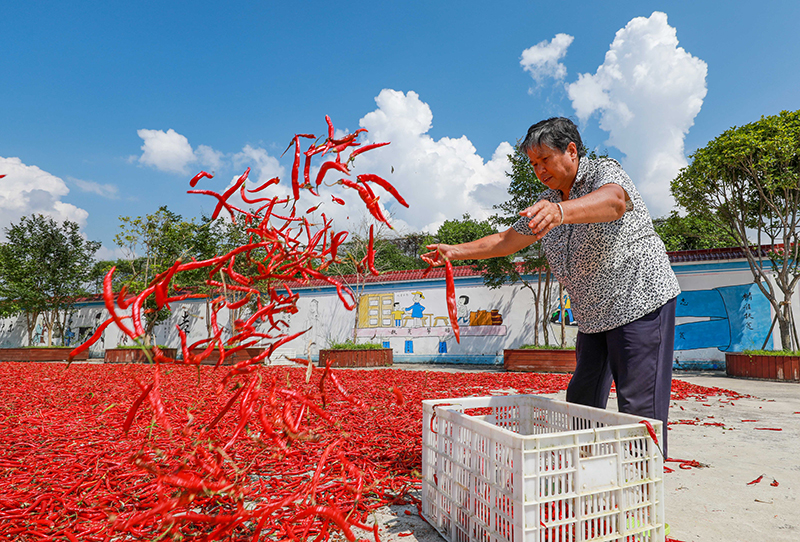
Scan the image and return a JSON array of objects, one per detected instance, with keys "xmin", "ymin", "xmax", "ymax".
[
  {"xmin": 533, "ymin": 270, "xmax": 542, "ymax": 346},
  {"xmin": 775, "ymin": 295, "xmax": 797, "ymax": 351},
  {"xmin": 541, "ymin": 270, "xmax": 551, "ymax": 346},
  {"xmin": 25, "ymin": 312, "xmax": 37, "ymax": 346}
]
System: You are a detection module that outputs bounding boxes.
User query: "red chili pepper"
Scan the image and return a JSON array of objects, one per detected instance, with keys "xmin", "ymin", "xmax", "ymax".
[
  {"xmin": 389, "ymin": 386, "xmax": 404, "ymax": 406},
  {"xmin": 122, "ymin": 380, "xmax": 155, "ymax": 434},
  {"xmin": 357, "ymin": 173, "xmax": 409, "ymax": 207},
  {"xmin": 247, "ymin": 177, "xmax": 280, "ymax": 193},
  {"xmin": 315, "ymin": 160, "xmax": 350, "ymax": 186},
  {"xmin": 770, "ymin": 478, "xmax": 779, "ymax": 487},
  {"xmin": 325, "ymin": 115, "xmax": 335, "ymax": 140},
  {"xmin": 68, "ymin": 318, "xmax": 114, "ymax": 363},
  {"xmin": 347, "ymin": 142, "xmax": 389, "ymax": 162},
  {"xmin": 340, "ymin": 179, "xmax": 392, "ymax": 227},
  {"xmin": 366, "ymin": 224, "xmax": 379, "ymax": 276},
  {"xmin": 747, "ymin": 474, "xmax": 764, "ymax": 485},
  {"xmin": 116, "ymin": 285, "xmax": 131, "ymax": 309},
  {"xmin": 331, "ymin": 195, "xmax": 345, "ymax": 205},
  {"xmin": 189, "ymin": 171, "xmax": 214, "ymax": 187},
  {"xmin": 639, "ymin": 420, "xmax": 659, "ymax": 445},
  {"xmin": 102, "ymin": 267, "xmax": 134, "ymax": 339},
  {"xmin": 444, "ymin": 258, "xmax": 460, "ymax": 343}
]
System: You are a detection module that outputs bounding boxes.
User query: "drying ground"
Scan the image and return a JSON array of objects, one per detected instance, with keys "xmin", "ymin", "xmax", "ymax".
[{"xmin": 0, "ymin": 362, "xmax": 796, "ymax": 542}]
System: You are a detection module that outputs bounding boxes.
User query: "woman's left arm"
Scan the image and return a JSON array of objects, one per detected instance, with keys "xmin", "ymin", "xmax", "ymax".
[{"xmin": 521, "ymin": 184, "xmax": 628, "ymax": 240}]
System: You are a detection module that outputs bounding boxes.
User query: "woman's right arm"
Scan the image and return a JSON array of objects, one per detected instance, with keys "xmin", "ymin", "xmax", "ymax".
[{"xmin": 421, "ymin": 227, "xmax": 536, "ymax": 266}]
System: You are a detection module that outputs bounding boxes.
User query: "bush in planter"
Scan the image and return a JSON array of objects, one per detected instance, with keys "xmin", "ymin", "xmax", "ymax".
[
  {"xmin": 726, "ymin": 349, "xmax": 800, "ymax": 381},
  {"xmin": 518, "ymin": 344, "xmax": 575, "ymax": 350},
  {"xmin": 319, "ymin": 340, "xmax": 391, "ymax": 367},
  {"xmin": 741, "ymin": 349, "xmax": 800, "ymax": 356},
  {"xmin": 326, "ymin": 340, "xmax": 385, "ymax": 350},
  {"xmin": 505, "ymin": 344, "xmax": 576, "ymax": 373}
]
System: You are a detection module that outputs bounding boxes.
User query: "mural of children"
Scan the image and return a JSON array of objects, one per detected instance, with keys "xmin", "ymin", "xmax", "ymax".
[
  {"xmin": 391, "ymin": 302, "xmax": 405, "ymax": 327},
  {"xmin": 405, "ymin": 292, "xmax": 426, "ymax": 327},
  {"xmin": 456, "ymin": 295, "xmax": 470, "ymax": 326},
  {"xmin": 551, "ymin": 293, "xmax": 575, "ymax": 324}
]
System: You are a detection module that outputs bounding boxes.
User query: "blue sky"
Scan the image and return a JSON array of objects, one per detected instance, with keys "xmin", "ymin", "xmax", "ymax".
[{"xmin": 2, "ymin": 1, "xmax": 799, "ymax": 259}]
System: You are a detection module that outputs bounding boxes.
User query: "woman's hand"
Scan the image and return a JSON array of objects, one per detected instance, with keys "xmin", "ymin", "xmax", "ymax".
[
  {"xmin": 520, "ymin": 200, "xmax": 563, "ymax": 240},
  {"xmin": 420, "ymin": 244, "xmax": 455, "ymax": 267}
]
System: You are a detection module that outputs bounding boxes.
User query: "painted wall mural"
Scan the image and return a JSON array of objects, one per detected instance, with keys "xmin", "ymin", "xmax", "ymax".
[
  {"xmin": 354, "ymin": 288, "xmax": 507, "ymax": 341},
  {"xmin": 0, "ymin": 259, "xmax": 793, "ymax": 367},
  {"xmin": 674, "ymin": 283, "xmax": 772, "ymax": 352}
]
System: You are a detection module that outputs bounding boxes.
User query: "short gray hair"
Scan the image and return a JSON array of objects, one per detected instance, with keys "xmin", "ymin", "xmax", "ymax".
[{"xmin": 520, "ymin": 117, "xmax": 586, "ymax": 158}]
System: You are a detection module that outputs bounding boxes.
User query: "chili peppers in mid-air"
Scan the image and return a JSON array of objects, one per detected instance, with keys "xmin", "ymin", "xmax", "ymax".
[{"xmin": 59, "ymin": 116, "xmax": 406, "ymax": 541}]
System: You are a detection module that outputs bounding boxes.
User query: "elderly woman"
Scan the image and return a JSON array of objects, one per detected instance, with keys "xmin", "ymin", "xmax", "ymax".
[{"xmin": 422, "ymin": 117, "xmax": 680, "ymax": 455}]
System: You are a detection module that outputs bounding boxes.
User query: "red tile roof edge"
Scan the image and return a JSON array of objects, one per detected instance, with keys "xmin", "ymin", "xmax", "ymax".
[{"xmin": 69, "ymin": 245, "xmax": 778, "ymax": 301}]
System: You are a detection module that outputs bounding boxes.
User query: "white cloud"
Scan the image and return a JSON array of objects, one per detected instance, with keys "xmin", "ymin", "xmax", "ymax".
[
  {"xmin": 136, "ymin": 129, "xmax": 226, "ymax": 176},
  {"xmin": 520, "ymin": 33, "xmax": 574, "ymax": 87},
  {"xmin": 70, "ymin": 177, "xmax": 119, "ymax": 199},
  {"xmin": 0, "ymin": 157, "xmax": 89, "ymax": 240},
  {"xmin": 333, "ymin": 89, "xmax": 513, "ymax": 233},
  {"xmin": 233, "ymin": 145, "xmax": 285, "ymax": 184},
  {"xmin": 566, "ymin": 11, "xmax": 707, "ymax": 217},
  {"xmin": 137, "ymin": 128, "xmax": 196, "ymax": 174},
  {"xmin": 195, "ymin": 145, "xmax": 224, "ymax": 172}
]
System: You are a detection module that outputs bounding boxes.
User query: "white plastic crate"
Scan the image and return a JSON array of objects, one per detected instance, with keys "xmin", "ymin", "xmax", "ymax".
[{"xmin": 422, "ymin": 395, "xmax": 665, "ymax": 542}]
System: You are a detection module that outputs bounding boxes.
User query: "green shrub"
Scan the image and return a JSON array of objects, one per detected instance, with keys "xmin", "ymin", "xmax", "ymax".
[
  {"xmin": 740, "ymin": 349, "xmax": 800, "ymax": 356},
  {"xmin": 112, "ymin": 345, "xmax": 171, "ymax": 350},
  {"xmin": 518, "ymin": 344, "xmax": 575, "ymax": 350},
  {"xmin": 326, "ymin": 340, "xmax": 385, "ymax": 350}
]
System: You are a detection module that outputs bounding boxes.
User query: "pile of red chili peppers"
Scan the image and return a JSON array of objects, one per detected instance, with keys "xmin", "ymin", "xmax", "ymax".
[{"xmin": 0, "ymin": 364, "xmax": 577, "ymax": 540}]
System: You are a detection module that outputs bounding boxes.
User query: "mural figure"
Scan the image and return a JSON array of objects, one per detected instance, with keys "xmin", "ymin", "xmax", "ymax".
[
  {"xmin": 456, "ymin": 295, "xmax": 470, "ymax": 326},
  {"xmin": 405, "ymin": 292, "xmax": 426, "ymax": 327},
  {"xmin": 674, "ymin": 283, "xmax": 771, "ymax": 352},
  {"xmin": 391, "ymin": 302, "xmax": 404, "ymax": 327},
  {"xmin": 551, "ymin": 293, "xmax": 575, "ymax": 325},
  {"xmin": 64, "ymin": 316, "xmax": 76, "ymax": 347}
]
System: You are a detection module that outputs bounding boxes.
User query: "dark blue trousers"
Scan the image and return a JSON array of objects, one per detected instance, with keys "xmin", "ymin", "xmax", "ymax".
[{"xmin": 567, "ymin": 297, "xmax": 676, "ymax": 457}]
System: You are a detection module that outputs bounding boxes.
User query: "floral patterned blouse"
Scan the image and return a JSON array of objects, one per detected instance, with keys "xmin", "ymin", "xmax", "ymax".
[{"xmin": 513, "ymin": 157, "xmax": 680, "ymax": 333}]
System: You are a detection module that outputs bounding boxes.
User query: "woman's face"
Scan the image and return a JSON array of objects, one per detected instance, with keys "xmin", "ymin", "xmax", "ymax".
[{"xmin": 526, "ymin": 142, "xmax": 580, "ymax": 197}]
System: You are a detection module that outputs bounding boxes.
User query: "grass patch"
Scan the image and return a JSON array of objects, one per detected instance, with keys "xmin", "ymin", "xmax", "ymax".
[
  {"xmin": 517, "ymin": 344, "xmax": 575, "ymax": 350},
  {"xmin": 740, "ymin": 349, "xmax": 800, "ymax": 356},
  {"xmin": 111, "ymin": 345, "xmax": 171, "ymax": 350},
  {"xmin": 326, "ymin": 340, "xmax": 386, "ymax": 350}
]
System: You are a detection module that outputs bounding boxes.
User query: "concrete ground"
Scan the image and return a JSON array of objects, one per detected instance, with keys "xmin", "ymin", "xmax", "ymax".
[{"xmin": 365, "ymin": 367, "xmax": 799, "ymax": 542}]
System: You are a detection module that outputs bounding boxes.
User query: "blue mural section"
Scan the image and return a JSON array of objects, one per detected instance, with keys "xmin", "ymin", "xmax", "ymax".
[{"xmin": 675, "ymin": 283, "xmax": 772, "ymax": 352}]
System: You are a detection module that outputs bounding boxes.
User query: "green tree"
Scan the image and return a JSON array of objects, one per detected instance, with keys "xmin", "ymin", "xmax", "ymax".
[
  {"xmin": 485, "ymin": 144, "xmax": 558, "ymax": 346},
  {"xmin": 653, "ymin": 211, "xmax": 735, "ymax": 252},
  {"xmin": 672, "ymin": 110, "xmax": 800, "ymax": 350},
  {"xmin": 435, "ymin": 214, "xmax": 498, "ymax": 267},
  {"xmin": 0, "ymin": 215, "xmax": 100, "ymax": 346},
  {"xmin": 114, "ymin": 206, "xmax": 197, "ymax": 345}
]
